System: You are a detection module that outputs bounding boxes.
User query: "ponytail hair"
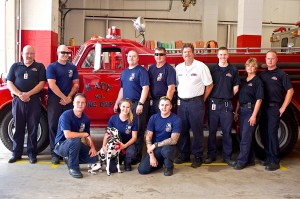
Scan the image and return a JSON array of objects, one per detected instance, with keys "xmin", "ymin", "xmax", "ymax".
[{"xmin": 119, "ymin": 98, "xmax": 133, "ymax": 124}]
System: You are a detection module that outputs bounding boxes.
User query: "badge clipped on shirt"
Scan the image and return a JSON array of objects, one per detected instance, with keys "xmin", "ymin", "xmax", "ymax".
[
  {"xmin": 212, "ymin": 103, "xmax": 216, "ymax": 111},
  {"xmin": 177, "ymin": 99, "xmax": 181, "ymax": 106},
  {"xmin": 24, "ymin": 71, "xmax": 28, "ymax": 79}
]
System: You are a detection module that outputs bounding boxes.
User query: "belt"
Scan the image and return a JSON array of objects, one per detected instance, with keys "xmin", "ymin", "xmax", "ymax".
[
  {"xmin": 210, "ymin": 98, "xmax": 231, "ymax": 103},
  {"xmin": 179, "ymin": 96, "xmax": 202, "ymax": 102},
  {"xmin": 269, "ymin": 103, "xmax": 280, "ymax": 107},
  {"xmin": 240, "ymin": 102, "xmax": 254, "ymax": 109}
]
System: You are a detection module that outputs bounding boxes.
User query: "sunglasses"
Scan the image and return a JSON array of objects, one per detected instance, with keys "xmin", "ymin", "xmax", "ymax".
[
  {"xmin": 154, "ymin": 53, "xmax": 166, "ymax": 56},
  {"xmin": 60, "ymin": 51, "xmax": 71, "ymax": 55},
  {"xmin": 160, "ymin": 96, "xmax": 170, "ymax": 101}
]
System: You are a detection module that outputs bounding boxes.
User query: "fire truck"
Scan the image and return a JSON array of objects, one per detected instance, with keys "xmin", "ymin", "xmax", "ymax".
[{"xmin": 0, "ymin": 21, "xmax": 300, "ymax": 160}]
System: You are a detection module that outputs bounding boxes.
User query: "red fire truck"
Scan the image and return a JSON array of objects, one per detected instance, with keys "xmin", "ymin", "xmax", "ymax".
[{"xmin": 0, "ymin": 24, "xmax": 300, "ymax": 159}]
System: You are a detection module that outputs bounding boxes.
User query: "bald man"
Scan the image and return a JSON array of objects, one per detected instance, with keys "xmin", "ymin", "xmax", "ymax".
[
  {"xmin": 46, "ymin": 45, "xmax": 79, "ymax": 164},
  {"xmin": 7, "ymin": 45, "xmax": 46, "ymax": 164}
]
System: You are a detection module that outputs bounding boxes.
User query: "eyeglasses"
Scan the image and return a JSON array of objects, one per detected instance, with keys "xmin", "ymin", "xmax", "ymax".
[
  {"xmin": 154, "ymin": 53, "xmax": 166, "ymax": 56},
  {"xmin": 59, "ymin": 51, "xmax": 71, "ymax": 55}
]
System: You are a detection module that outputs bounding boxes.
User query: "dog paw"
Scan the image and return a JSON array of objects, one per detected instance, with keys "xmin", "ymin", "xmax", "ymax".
[{"xmin": 88, "ymin": 169, "xmax": 97, "ymax": 175}]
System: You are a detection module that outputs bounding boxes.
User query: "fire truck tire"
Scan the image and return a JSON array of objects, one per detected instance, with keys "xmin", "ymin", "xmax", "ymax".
[
  {"xmin": 0, "ymin": 110, "xmax": 49, "ymax": 155},
  {"xmin": 253, "ymin": 110, "xmax": 299, "ymax": 159}
]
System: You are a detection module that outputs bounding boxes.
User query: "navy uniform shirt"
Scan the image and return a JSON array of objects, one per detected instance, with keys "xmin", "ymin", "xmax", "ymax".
[
  {"xmin": 209, "ymin": 64, "xmax": 240, "ymax": 99},
  {"xmin": 259, "ymin": 68, "xmax": 292, "ymax": 103},
  {"xmin": 55, "ymin": 109, "xmax": 90, "ymax": 144},
  {"xmin": 148, "ymin": 63, "xmax": 176, "ymax": 99},
  {"xmin": 46, "ymin": 61, "xmax": 79, "ymax": 96},
  {"xmin": 6, "ymin": 61, "xmax": 46, "ymax": 98},
  {"xmin": 147, "ymin": 113, "xmax": 182, "ymax": 143},
  {"xmin": 108, "ymin": 114, "xmax": 138, "ymax": 143},
  {"xmin": 120, "ymin": 65, "xmax": 150, "ymax": 101},
  {"xmin": 238, "ymin": 76, "xmax": 264, "ymax": 104}
]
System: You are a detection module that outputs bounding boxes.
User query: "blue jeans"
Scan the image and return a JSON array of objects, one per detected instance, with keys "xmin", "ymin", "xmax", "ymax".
[
  {"xmin": 54, "ymin": 138, "xmax": 98, "ymax": 170},
  {"xmin": 138, "ymin": 145, "xmax": 179, "ymax": 174}
]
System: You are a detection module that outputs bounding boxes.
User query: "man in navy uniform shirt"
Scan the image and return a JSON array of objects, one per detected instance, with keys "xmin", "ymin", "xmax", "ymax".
[
  {"xmin": 259, "ymin": 51, "xmax": 294, "ymax": 171},
  {"xmin": 138, "ymin": 96, "xmax": 181, "ymax": 176},
  {"xmin": 47, "ymin": 45, "xmax": 79, "ymax": 164},
  {"xmin": 54, "ymin": 93, "xmax": 98, "ymax": 178},
  {"xmin": 114, "ymin": 50, "xmax": 150, "ymax": 162},
  {"xmin": 205, "ymin": 47, "xmax": 240, "ymax": 166},
  {"xmin": 7, "ymin": 45, "xmax": 46, "ymax": 164},
  {"xmin": 148, "ymin": 47, "xmax": 176, "ymax": 115}
]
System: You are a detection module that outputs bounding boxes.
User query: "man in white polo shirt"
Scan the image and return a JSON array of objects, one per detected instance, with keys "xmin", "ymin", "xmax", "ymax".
[{"xmin": 175, "ymin": 43, "xmax": 213, "ymax": 168}]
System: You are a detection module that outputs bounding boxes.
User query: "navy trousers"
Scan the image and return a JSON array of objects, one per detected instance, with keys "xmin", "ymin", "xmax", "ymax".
[
  {"xmin": 47, "ymin": 94, "xmax": 73, "ymax": 156},
  {"xmin": 131, "ymin": 100, "xmax": 149, "ymax": 161},
  {"xmin": 236, "ymin": 107, "xmax": 256, "ymax": 165},
  {"xmin": 12, "ymin": 97, "xmax": 41, "ymax": 158},
  {"xmin": 138, "ymin": 145, "xmax": 179, "ymax": 174},
  {"xmin": 54, "ymin": 138, "xmax": 98, "ymax": 170},
  {"xmin": 177, "ymin": 98, "xmax": 205, "ymax": 159},
  {"xmin": 259, "ymin": 106, "xmax": 280, "ymax": 164},
  {"xmin": 207, "ymin": 100, "xmax": 233, "ymax": 160}
]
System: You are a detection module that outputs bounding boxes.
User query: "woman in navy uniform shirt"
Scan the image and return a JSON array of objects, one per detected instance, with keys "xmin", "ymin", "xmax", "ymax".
[
  {"xmin": 233, "ymin": 58, "xmax": 263, "ymax": 170},
  {"xmin": 103, "ymin": 98, "xmax": 138, "ymax": 171}
]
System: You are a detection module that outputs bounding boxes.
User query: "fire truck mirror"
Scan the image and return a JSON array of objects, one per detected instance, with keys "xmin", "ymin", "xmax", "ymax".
[{"xmin": 94, "ymin": 43, "xmax": 102, "ymax": 72}]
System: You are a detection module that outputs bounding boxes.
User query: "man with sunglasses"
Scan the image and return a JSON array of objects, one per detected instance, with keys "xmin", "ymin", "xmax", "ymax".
[
  {"xmin": 148, "ymin": 47, "xmax": 176, "ymax": 116},
  {"xmin": 46, "ymin": 45, "xmax": 79, "ymax": 164},
  {"xmin": 138, "ymin": 96, "xmax": 181, "ymax": 176},
  {"xmin": 175, "ymin": 43, "xmax": 213, "ymax": 168}
]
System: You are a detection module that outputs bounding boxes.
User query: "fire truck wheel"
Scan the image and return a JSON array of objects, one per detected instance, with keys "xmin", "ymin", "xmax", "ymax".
[
  {"xmin": 0, "ymin": 110, "xmax": 49, "ymax": 155},
  {"xmin": 253, "ymin": 109, "xmax": 298, "ymax": 159}
]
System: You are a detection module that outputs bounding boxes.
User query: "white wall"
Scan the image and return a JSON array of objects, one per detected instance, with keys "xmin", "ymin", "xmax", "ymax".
[{"xmin": 59, "ymin": 0, "xmax": 300, "ymax": 48}]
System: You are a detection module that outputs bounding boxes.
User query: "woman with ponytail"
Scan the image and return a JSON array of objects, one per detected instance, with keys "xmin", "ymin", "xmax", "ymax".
[{"xmin": 102, "ymin": 98, "xmax": 138, "ymax": 172}]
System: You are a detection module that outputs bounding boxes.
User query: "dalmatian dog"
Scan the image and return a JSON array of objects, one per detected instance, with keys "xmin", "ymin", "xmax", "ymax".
[{"xmin": 88, "ymin": 127, "xmax": 122, "ymax": 176}]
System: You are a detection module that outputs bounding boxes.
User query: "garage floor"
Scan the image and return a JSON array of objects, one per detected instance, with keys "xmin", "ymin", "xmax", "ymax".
[{"xmin": 1, "ymin": 130, "xmax": 300, "ymax": 199}]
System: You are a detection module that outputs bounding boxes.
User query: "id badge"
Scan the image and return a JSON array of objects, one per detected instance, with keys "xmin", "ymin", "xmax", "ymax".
[
  {"xmin": 24, "ymin": 72, "xmax": 28, "ymax": 79},
  {"xmin": 212, "ymin": 103, "xmax": 216, "ymax": 111}
]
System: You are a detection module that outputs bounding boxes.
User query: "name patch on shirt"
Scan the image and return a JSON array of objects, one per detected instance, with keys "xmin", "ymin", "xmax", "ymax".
[
  {"xmin": 248, "ymin": 83, "xmax": 253, "ymax": 87},
  {"xmin": 271, "ymin": 76, "xmax": 278, "ymax": 81}
]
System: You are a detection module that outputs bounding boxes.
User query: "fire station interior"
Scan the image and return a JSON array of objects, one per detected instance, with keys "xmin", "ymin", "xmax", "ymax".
[{"xmin": 1, "ymin": 0, "xmax": 300, "ymax": 198}]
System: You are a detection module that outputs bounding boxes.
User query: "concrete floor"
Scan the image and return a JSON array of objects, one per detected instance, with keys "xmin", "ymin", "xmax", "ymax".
[{"xmin": 1, "ymin": 130, "xmax": 300, "ymax": 199}]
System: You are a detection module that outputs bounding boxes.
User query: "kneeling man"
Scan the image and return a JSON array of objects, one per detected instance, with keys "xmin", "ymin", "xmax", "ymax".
[
  {"xmin": 54, "ymin": 93, "xmax": 98, "ymax": 178},
  {"xmin": 138, "ymin": 96, "xmax": 181, "ymax": 176}
]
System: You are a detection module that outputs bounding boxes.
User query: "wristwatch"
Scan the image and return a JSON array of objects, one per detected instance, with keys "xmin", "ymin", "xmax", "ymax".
[{"xmin": 138, "ymin": 102, "xmax": 144, "ymax": 106}]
